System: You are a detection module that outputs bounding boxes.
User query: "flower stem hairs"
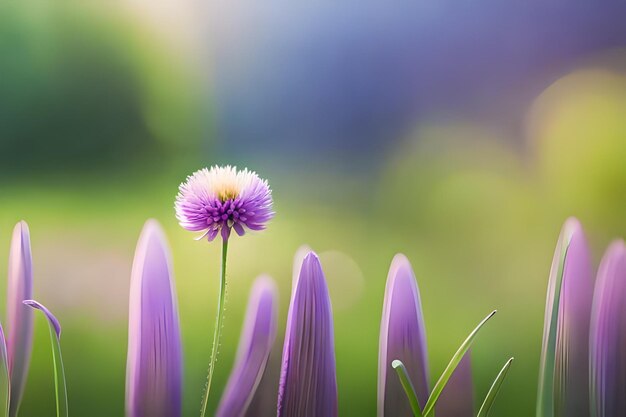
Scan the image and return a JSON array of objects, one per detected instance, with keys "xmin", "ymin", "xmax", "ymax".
[{"xmin": 175, "ymin": 165, "xmax": 274, "ymax": 417}]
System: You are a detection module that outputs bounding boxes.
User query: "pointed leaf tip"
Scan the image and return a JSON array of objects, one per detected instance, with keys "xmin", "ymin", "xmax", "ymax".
[
  {"xmin": 278, "ymin": 251, "xmax": 337, "ymax": 417},
  {"xmin": 23, "ymin": 300, "xmax": 61, "ymax": 339},
  {"xmin": 292, "ymin": 245, "xmax": 313, "ymax": 289},
  {"xmin": 477, "ymin": 357, "xmax": 514, "ymax": 417}
]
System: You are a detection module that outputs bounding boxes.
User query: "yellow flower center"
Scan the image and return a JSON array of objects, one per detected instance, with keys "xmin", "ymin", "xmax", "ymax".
[{"xmin": 217, "ymin": 185, "xmax": 239, "ymax": 202}]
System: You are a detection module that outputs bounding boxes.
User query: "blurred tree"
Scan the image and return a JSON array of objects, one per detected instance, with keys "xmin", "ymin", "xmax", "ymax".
[
  {"xmin": 530, "ymin": 66, "xmax": 626, "ymax": 246},
  {"xmin": 0, "ymin": 1, "xmax": 205, "ymax": 175}
]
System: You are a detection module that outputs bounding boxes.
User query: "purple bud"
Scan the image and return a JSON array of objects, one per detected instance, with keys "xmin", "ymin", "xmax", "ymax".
[
  {"xmin": 292, "ymin": 245, "xmax": 312, "ymax": 290},
  {"xmin": 277, "ymin": 252, "xmax": 338, "ymax": 417},
  {"xmin": 378, "ymin": 254, "xmax": 429, "ymax": 417},
  {"xmin": 436, "ymin": 352, "xmax": 474, "ymax": 417},
  {"xmin": 590, "ymin": 240, "xmax": 626, "ymax": 417},
  {"xmin": 126, "ymin": 220, "xmax": 182, "ymax": 417},
  {"xmin": 217, "ymin": 275, "xmax": 278, "ymax": 417},
  {"xmin": 537, "ymin": 218, "xmax": 593, "ymax": 417},
  {"xmin": 0, "ymin": 323, "xmax": 9, "ymax": 415},
  {"xmin": 6, "ymin": 221, "xmax": 34, "ymax": 417}
]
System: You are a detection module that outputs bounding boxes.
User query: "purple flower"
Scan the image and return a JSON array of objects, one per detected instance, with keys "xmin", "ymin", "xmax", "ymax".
[
  {"xmin": 175, "ymin": 166, "xmax": 274, "ymax": 241},
  {"xmin": 436, "ymin": 352, "xmax": 474, "ymax": 417},
  {"xmin": 0, "ymin": 323, "xmax": 10, "ymax": 416},
  {"xmin": 126, "ymin": 220, "xmax": 182, "ymax": 417},
  {"xmin": 590, "ymin": 239, "xmax": 626, "ymax": 417},
  {"xmin": 217, "ymin": 275, "xmax": 278, "ymax": 417},
  {"xmin": 537, "ymin": 218, "xmax": 593, "ymax": 417},
  {"xmin": 6, "ymin": 221, "xmax": 34, "ymax": 417},
  {"xmin": 378, "ymin": 254, "xmax": 429, "ymax": 417},
  {"xmin": 277, "ymin": 252, "xmax": 338, "ymax": 417}
]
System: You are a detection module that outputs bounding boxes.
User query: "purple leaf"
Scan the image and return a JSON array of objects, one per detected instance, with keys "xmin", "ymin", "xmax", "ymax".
[
  {"xmin": 6, "ymin": 221, "xmax": 33, "ymax": 417},
  {"xmin": 537, "ymin": 218, "xmax": 593, "ymax": 417},
  {"xmin": 277, "ymin": 252, "xmax": 338, "ymax": 417},
  {"xmin": 217, "ymin": 275, "xmax": 278, "ymax": 417},
  {"xmin": 590, "ymin": 240, "xmax": 626, "ymax": 417},
  {"xmin": 126, "ymin": 220, "xmax": 182, "ymax": 417},
  {"xmin": 378, "ymin": 254, "xmax": 429, "ymax": 417}
]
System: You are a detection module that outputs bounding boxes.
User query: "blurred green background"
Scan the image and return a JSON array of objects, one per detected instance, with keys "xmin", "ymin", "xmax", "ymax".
[{"xmin": 1, "ymin": 1, "xmax": 626, "ymax": 416}]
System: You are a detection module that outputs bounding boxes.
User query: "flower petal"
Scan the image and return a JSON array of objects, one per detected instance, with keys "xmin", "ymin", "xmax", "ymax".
[
  {"xmin": 537, "ymin": 218, "xmax": 593, "ymax": 417},
  {"xmin": 217, "ymin": 275, "xmax": 278, "ymax": 417},
  {"xmin": 277, "ymin": 252, "xmax": 338, "ymax": 417},
  {"xmin": 378, "ymin": 254, "xmax": 429, "ymax": 417},
  {"xmin": 126, "ymin": 220, "xmax": 182, "ymax": 417},
  {"xmin": 6, "ymin": 221, "xmax": 33, "ymax": 417},
  {"xmin": 292, "ymin": 245, "xmax": 312, "ymax": 290},
  {"xmin": 590, "ymin": 240, "xmax": 626, "ymax": 417},
  {"xmin": 0, "ymin": 324, "xmax": 10, "ymax": 417}
]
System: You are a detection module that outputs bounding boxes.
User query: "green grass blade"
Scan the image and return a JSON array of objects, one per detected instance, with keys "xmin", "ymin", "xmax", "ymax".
[
  {"xmin": 392, "ymin": 360, "xmax": 424, "ymax": 417},
  {"xmin": 477, "ymin": 357, "xmax": 514, "ymax": 417},
  {"xmin": 537, "ymin": 226, "xmax": 573, "ymax": 417},
  {"xmin": 49, "ymin": 327, "xmax": 68, "ymax": 417},
  {"xmin": 24, "ymin": 301, "xmax": 68, "ymax": 417},
  {"xmin": 422, "ymin": 310, "xmax": 497, "ymax": 417}
]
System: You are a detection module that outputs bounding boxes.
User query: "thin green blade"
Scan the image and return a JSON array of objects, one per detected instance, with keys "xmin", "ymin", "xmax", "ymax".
[
  {"xmin": 23, "ymin": 300, "xmax": 68, "ymax": 417},
  {"xmin": 392, "ymin": 360, "xmax": 424, "ymax": 417},
  {"xmin": 49, "ymin": 327, "xmax": 68, "ymax": 417},
  {"xmin": 537, "ymin": 225, "xmax": 573, "ymax": 417},
  {"xmin": 477, "ymin": 357, "xmax": 514, "ymax": 417},
  {"xmin": 422, "ymin": 310, "xmax": 497, "ymax": 417}
]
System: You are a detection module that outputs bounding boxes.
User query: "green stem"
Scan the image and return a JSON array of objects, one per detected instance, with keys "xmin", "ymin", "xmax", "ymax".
[
  {"xmin": 200, "ymin": 238, "xmax": 229, "ymax": 417},
  {"xmin": 392, "ymin": 360, "xmax": 424, "ymax": 417}
]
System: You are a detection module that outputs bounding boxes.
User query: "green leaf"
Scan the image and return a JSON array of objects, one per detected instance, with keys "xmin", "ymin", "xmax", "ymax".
[
  {"xmin": 49, "ymin": 327, "xmax": 68, "ymax": 417},
  {"xmin": 536, "ymin": 225, "xmax": 573, "ymax": 417},
  {"xmin": 477, "ymin": 357, "xmax": 514, "ymax": 417},
  {"xmin": 422, "ymin": 310, "xmax": 497, "ymax": 417},
  {"xmin": 392, "ymin": 360, "xmax": 424, "ymax": 417},
  {"xmin": 24, "ymin": 301, "xmax": 68, "ymax": 417}
]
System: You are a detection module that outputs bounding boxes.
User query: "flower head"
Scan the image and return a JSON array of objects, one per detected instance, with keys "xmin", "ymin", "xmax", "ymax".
[
  {"xmin": 126, "ymin": 220, "xmax": 182, "ymax": 417},
  {"xmin": 175, "ymin": 166, "xmax": 274, "ymax": 241}
]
